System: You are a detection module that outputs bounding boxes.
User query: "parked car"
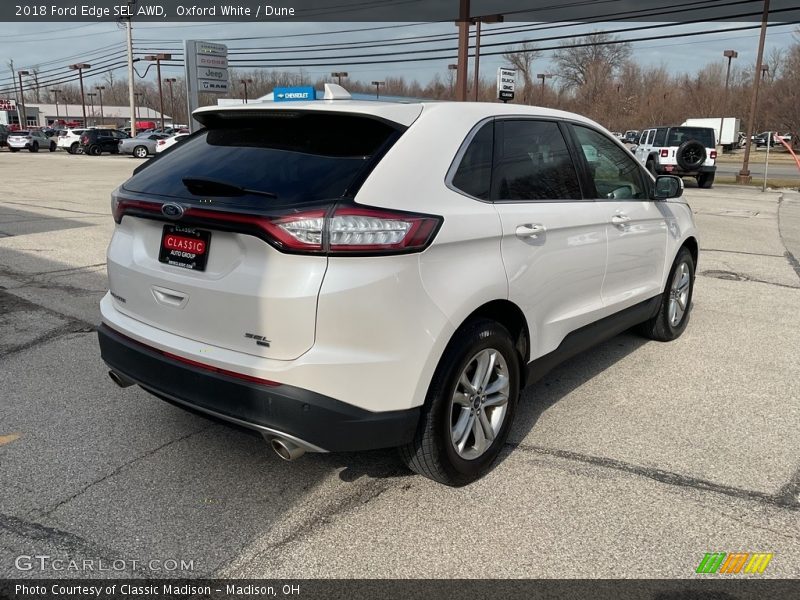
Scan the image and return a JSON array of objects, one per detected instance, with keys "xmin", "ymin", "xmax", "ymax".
[
  {"xmin": 752, "ymin": 131, "xmax": 780, "ymax": 148},
  {"xmin": 623, "ymin": 130, "xmax": 640, "ymax": 144},
  {"xmin": 155, "ymin": 132, "xmax": 190, "ymax": 153},
  {"xmin": 98, "ymin": 93, "xmax": 698, "ymax": 486},
  {"xmin": 7, "ymin": 130, "xmax": 55, "ymax": 152},
  {"xmin": 0, "ymin": 124, "xmax": 9, "ymax": 147},
  {"xmin": 633, "ymin": 126, "xmax": 717, "ymax": 188},
  {"xmin": 118, "ymin": 133, "xmax": 168, "ymax": 158},
  {"xmin": 80, "ymin": 129, "xmax": 129, "ymax": 155},
  {"xmin": 57, "ymin": 128, "xmax": 88, "ymax": 154}
]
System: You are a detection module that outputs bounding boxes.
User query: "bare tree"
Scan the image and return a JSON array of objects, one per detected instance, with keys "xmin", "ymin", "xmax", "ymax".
[{"xmin": 502, "ymin": 43, "xmax": 538, "ymax": 104}]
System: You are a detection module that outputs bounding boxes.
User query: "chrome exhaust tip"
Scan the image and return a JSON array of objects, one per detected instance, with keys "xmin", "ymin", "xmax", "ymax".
[
  {"xmin": 270, "ymin": 437, "xmax": 306, "ymax": 461},
  {"xmin": 108, "ymin": 370, "xmax": 135, "ymax": 388}
]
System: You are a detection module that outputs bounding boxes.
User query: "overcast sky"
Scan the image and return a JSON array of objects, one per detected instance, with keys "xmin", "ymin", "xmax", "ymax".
[{"xmin": 0, "ymin": 20, "xmax": 796, "ymax": 96}]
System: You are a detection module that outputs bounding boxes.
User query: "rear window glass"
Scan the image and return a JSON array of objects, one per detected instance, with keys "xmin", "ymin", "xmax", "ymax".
[
  {"xmin": 123, "ymin": 112, "xmax": 401, "ymax": 206},
  {"xmin": 668, "ymin": 127, "xmax": 715, "ymax": 148}
]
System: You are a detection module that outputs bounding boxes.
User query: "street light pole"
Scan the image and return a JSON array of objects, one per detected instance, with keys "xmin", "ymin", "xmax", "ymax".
[
  {"xmin": 737, "ymin": 0, "xmax": 770, "ymax": 185},
  {"xmin": 164, "ymin": 78, "xmax": 177, "ymax": 126},
  {"xmin": 52, "ymin": 89, "xmax": 61, "ymax": 122},
  {"xmin": 96, "ymin": 86, "xmax": 105, "ymax": 126},
  {"xmin": 144, "ymin": 54, "xmax": 171, "ymax": 131},
  {"xmin": 718, "ymin": 50, "xmax": 738, "ymax": 150},
  {"xmin": 330, "ymin": 72, "xmax": 348, "ymax": 86},
  {"xmin": 68, "ymin": 63, "xmax": 91, "ymax": 125},
  {"xmin": 17, "ymin": 70, "xmax": 29, "ymax": 127},
  {"xmin": 87, "ymin": 92, "xmax": 96, "ymax": 126},
  {"xmin": 537, "ymin": 73, "xmax": 553, "ymax": 105},
  {"xmin": 240, "ymin": 78, "xmax": 253, "ymax": 104},
  {"xmin": 371, "ymin": 80, "xmax": 385, "ymax": 99}
]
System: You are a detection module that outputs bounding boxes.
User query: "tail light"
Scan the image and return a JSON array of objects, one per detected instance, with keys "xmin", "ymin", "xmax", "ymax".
[
  {"xmin": 111, "ymin": 195, "xmax": 441, "ymax": 256},
  {"xmin": 659, "ymin": 149, "xmax": 669, "ymax": 157},
  {"xmin": 80, "ymin": 135, "xmax": 88, "ymax": 144},
  {"xmin": 157, "ymin": 140, "xmax": 166, "ymax": 146},
  {"xmin": 709, "ymin": 150, "xmax": 717, "ymax": 159}
]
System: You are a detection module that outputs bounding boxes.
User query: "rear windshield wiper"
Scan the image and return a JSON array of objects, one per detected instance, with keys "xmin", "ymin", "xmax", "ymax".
[{"xmin": 182, "ymin": 177, "xmax": 278, "ymax": 199}]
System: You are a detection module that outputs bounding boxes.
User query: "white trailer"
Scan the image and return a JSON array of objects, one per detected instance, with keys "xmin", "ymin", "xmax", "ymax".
[{"xmin": 682, "ymin": 117, "xmax": 741, "ymax": 151}]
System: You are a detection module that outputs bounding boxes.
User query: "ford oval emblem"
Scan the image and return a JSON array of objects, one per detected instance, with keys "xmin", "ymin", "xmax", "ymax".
[{"xmin": 161, "ymin": 203, "xmax": 184, "ymax": 219}]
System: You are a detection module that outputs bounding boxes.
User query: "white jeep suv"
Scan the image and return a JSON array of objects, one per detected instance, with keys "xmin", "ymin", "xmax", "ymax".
[
  {"xmin": 633, "ymin": 125, "xmax": 717, "ymax": 188},
  {"xmin": 99, "ymin": 91, "xmax": 698, "ymax": 486}
]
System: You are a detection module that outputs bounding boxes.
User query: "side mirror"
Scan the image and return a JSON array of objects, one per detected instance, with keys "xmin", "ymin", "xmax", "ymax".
[{"xmin": 653, "ymin": 175, "xmax": 683, "ymax": 200}]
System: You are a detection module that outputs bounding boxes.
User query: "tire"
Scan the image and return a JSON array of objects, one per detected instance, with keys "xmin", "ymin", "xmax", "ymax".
[
  {"xmin": 638, "ymin": 247, "xmax": 695, "ymax": 342},
  {"xmin": 133, "ymin": 145, "xmax": 148, "ymax": 158},
  {"xmin": 88, "ymin": 145, "xmax": 102, "ymax": 156},
  {"xmin": 676, "ymin": 139, "xmax": 706, "ymax": 171},
  {"xmin": 69, "ymin": 142, "xmax": 79, "ymax": 154},
  {"xmin": 29, "ymin": 142, "xmax": 39, "ymax": 153},
  {"xmin": 399, "ymin": 319, "xmax": 521, "ymax": 486},
  {"xmin": 697, "ymin": 173, "xmax": 714, "ymax": 189},
  {"xmin": 49, "ymin": 142, "xmax": 56, "ymax": 152},
  {"xmin": 645, "ymin": 159, "xmax": 657, "ymax": 177}
]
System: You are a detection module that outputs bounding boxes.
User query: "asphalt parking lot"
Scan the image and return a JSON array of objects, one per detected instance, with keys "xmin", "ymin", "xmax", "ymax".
[{"xmin": 1, "ymin": 150, "xmax": 799, "ymax": 579}]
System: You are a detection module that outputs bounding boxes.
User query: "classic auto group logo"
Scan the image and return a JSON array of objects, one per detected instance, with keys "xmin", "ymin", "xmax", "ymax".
[{"xmin": 696, "ymin": 552, "xmax": 773, "ymax": 574}]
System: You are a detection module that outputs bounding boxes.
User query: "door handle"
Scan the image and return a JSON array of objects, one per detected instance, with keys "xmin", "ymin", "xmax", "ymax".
[
  {"xmin": 515, "ymin": 223, "xmax": 546, "ymax": 239},
  {"xmin": 611, "ymin": 214, "xmax": 631, "ymax": 228}
]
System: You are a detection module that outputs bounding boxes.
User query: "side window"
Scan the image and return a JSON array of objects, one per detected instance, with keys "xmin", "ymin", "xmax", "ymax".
[
  {"xmin": 653, "ymin": 128, "xmax": 668, "ymax": 146},
  {"xmin": 646, "ymin": 129, "xmax": 656, "ymax": 145},
  {"xmin": 639, "ymin": 130, "xmax": 649, "ymax": 145},
  {"xmin": 572, "ymin": 125, "xmax": 647, "ymax": 200},
  {"xmin": 492, "ymin": 120, "xmax": 581, "ymax": 201},
  {"xmin": 451, "ymin": 121, "xmax": 494, "ymax": 200}
]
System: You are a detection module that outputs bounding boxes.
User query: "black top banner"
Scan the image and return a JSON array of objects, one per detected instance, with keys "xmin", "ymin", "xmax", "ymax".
[{"xmin": 3, "ymin": 0, "xmax": 799, "ymax": 22}]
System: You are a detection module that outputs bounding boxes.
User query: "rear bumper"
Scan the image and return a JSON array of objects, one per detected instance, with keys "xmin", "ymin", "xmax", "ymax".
[
  {"xmin": 655, "ymin": 164, "xmax": 716, "ymax": 176},
  {"xmin": 97, "ymin": 324, "xmax": 420, "ymax": 452}
]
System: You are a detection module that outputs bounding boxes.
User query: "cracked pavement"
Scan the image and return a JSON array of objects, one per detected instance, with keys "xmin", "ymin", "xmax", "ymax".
[{"xmin": 0, "ymin": 152, "xmax": 798, "ymax": 579}]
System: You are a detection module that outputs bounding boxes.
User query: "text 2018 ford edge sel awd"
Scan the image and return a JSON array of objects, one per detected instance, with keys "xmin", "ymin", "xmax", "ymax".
[{"xmin": 98, "ymin": 88, "xmax": 698, "ymax": 486}]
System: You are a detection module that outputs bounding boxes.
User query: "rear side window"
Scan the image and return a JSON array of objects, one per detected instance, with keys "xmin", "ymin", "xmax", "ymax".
[
  {"xmin": 646, "ymin": 130, "xmax": 656, "ymax": 145},
  {"xmin": 123, "ymin": 112, "xmax": 402, "ymax": 206},
  {"xmin": 451, "ymin": 121, "xmax": 494, "ymax": 200},
  {"xmin": 493, "ymin": 120, "xmax": 581, "ymax": 201},
  {"xmin": 653, "ymin": 128, "xmax": 668, "ymax": 146}
]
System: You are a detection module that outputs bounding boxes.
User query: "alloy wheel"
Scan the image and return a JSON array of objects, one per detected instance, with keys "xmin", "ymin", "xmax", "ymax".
[{"xmin": 449, "ymin": 348, "xmax": 510, "ymax": 460}]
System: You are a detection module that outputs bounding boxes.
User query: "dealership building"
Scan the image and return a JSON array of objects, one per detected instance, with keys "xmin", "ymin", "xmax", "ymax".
[{"xmin": 0, "ymin": 102, "xmax": 170, "ymax": 128}]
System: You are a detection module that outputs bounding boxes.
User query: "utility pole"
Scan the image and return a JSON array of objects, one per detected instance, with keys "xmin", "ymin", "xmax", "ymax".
[
  {"xmin": 17, "ymin": 70, "xmax": 29, "ymax": 127},
  {"xmin": 455, "ymin": 0, "xmax": 470, "ymax": 101},
  {"xmin": 737, "ymin": 0, "xmax": 770, "ymax": 185},
  {"xmin": 471, "ymin": 14, "xmax": 504, "ymax": 102}
]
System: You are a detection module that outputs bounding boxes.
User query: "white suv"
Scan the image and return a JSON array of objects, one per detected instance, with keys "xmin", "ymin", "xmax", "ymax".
[
  {"xmin": 56, "ymin": 128, "xmax": 87, "ymax": 154},
  {"xmin": 99, "ymin": 90, "xmax": 698, "ymax": 485},
  {"xmin": 633, "ymin": 126, "xmax": 717, "ymax": 188}
]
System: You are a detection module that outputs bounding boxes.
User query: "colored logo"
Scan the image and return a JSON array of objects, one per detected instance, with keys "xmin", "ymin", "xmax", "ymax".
[
  {"xmin": 696, "ymin": 552, "xmax": 773, "ymax": 574},
  {"xmin": 273, "ymin": 86, "xmax": 316, "ymax": 102}
]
